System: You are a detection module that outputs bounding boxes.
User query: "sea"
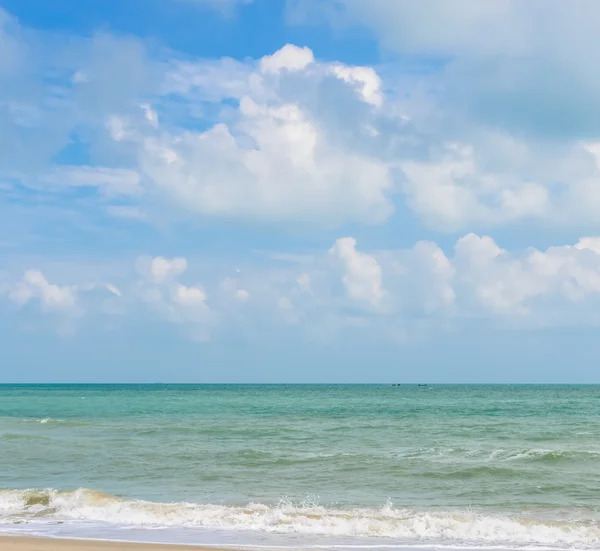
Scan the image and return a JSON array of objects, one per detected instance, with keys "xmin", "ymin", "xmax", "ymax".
[{"xmin": 1, "ymin": 384, "xmax": 600, "ymax": 551}]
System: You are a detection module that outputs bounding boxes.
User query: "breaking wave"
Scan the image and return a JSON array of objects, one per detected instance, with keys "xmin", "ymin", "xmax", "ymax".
[{"xmin": 0, "ymin": 488, "xmax": 599, "ymax": 549}]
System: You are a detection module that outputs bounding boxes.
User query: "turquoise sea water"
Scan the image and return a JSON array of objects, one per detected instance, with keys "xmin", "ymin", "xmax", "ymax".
[{"xmin": 1, "ymin": 384, "xmax": 600, "ymax": 550}]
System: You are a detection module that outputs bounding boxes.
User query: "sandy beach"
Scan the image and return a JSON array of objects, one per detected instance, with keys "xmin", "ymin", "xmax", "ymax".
[
  {"xmin": 0, "ymin": 537, "xmax": 240, "ymax": 551},
  {"xmin": 0, "ymin": 536, "xmax": 529, "ymax": 551}
]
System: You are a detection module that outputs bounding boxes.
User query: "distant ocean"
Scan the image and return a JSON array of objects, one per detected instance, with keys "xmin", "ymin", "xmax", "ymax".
[{"xmin": 1, "ymin": 384, "xmax": 600, "ymax": 550}]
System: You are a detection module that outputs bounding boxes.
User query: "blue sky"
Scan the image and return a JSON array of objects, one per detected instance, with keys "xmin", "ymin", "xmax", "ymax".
[{"xmin": 2, "ymin": 0, "xmax": 600, "ymax": 383}]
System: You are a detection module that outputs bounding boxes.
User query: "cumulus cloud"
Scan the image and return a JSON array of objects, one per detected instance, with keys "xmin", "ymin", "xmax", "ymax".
[
  {"xmin": 211, "ymin": 233, "xmax": 600, "ymax": 336},
  {"xmin": 288, "ymin": 234, "xmax": 600, "ymax": 330},
  {"xmin": 105, "ymin": 44, "xmax": 394, "ymax": 227},
  {"xmin": 329, "ymin": 237, "xmax": 385, "ymax": 308},
  {"xmin": 259, "ymin": 44, "xmax": 314, "ymax": 73},
  {"xmin": 0, "ymin": 32, "xmax": 393, "ymax": 230},
  {"xmin": 127, "ymin": 39, "xmax": 600, "ymax": 232},
  {"xmin": 330, "ymin": 65, "xmax": 383, "ymax": 107},
  {"xmin": 282, "ymin": 0, "xmax": 600, "ymax": 232},
  {"xmin": 400, "ymin": 143, "xmax": 550, "ymax": 230},
  {"xmin": 136, "ymin": 256, "xmax": 213, "ymax": 340},
  {"xmin": 576, "ymin": 237, "xmax": 600, "ymax": 255},
  {"xmin": 451, "ymin": 234, "xmax": 600, "ymax": 321},
  {"xmin": 394, "ymin": 133, "xmax": 600, "ymax": 231},
  {"xmin": 134, "ymin": 100, "xmax": 391, "ymax": 225},
  {"xmin": 6, "ymin": 233, "xmax": 600, "ymax": 341},
  {"xmin": 2, "ymin": 268, "xmax": 121, "ymax": 322},
  {"xmin": 136, "ymin": 256, "xmax": 188, "ymax": 284},
  {"xmin": 6, "ymin": 1, "xmax": 600, "ymax": 351},
  {"xmin": 8, "ymin": 270, "xmax": 77, "ymax": 312},
  {"xmin": 5, "ymin": 6, "xmax": 600, "ymax": 235},
  {"xmin": 173, "ymin": 283, "xmax": 207, "ymax": 305}
]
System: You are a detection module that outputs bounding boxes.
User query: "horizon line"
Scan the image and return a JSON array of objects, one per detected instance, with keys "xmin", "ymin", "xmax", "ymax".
[{"xmin": 1, "ymin": 382, "xmax": 599, "ymax": 386}]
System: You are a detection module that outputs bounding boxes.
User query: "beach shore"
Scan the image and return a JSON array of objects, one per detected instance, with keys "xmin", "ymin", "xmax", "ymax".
[
  {"xmin": 0, "ymin": 537, "xmax": 241, "ymax": 551},
  {"xmin": 0, "ymin": 536, "xmax": 544, "ymax": 551}
]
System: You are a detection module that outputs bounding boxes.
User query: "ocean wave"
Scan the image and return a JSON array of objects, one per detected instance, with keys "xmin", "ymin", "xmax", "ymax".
[
  {"xmin": 389, "ymin": 446, "xmax": 600, "ymax": 464},
  {"xmin": 487, "ymin": 449, "xmax": 600, "ymax": 463},
  {"xmin": 0, "ymin": 488, "xmax": 599, "ymax": 548},
  {"xmin": 227, "ymin": 447, "xmax": 600, "ymax": 465}
]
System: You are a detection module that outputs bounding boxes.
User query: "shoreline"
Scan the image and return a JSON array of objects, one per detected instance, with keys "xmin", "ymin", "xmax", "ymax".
[{"xmin": 0, "ymin": 535, "xmax": 577, "ymax": 551}]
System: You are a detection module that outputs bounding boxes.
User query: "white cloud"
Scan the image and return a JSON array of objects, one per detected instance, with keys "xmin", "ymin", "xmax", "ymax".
[
  {"xmin": 5, "ymin": 6, "xmax": 600, "ymax": 236},
  {"xmin": 280, "ymin": 1, "xmax": 600, "ymax": 233},
  {"xmin": 319, "ymin": 234, "xmax": 600, "ymax": 328},
  {"xmin": 401, "ymin": 144, "xmax": 552, "ymax": 229},
  {"xmin": 7, "ymin": 234, "xmax": 600, "ymax": 340},
  {"xmin": 451, "ymin": 234, "xmax": 600, "ymax": 317},
  {"xmin": 330, "ymin": 65, "xmax": 383, "ymax": 107},
  {"xmin": 136, "ymin": 256, "xmax": 188, "ymax": 284},
  {"xmin": 8, "ymin": 1, "xmax": 600, "ymax": 351},
  {"xmin": 102, "ymin": 44, "xmax": 395, "ymax": 227},
  {"xmin": 219, "ymin": 277, "xmax": 250, "ymax": 302},
  {"xmin": 126, "ymin": 233, "xmax": 598, "ymax": 340},
  {"xmin": 398, "ymin": 137, "xmax": 600, "ymax": 231},
  {"xmin": 259, "ymin": 44, "xmax": 314, "ymax": 74},
  {"xmin": 575, "ymin": 237, "xmax": 600, "ymax": 255},
  {"xmin": 106, "ymin": 40, "xmax": 600, "ymax": 232},
  {"xmin": 151, "ymin": 257, "xmax": 188, "ymax": 283},
  {"xmin": 401, "ymin": 241, "xmax": 456, "ymax": 314},
  {"xmin": 2, "ymin": 269, "xmax": 121, "ymax": 322},
  {"xmin": 100, "ymin": 283, "xmax": 122, "ymax": 297},
  {"xmin": 140, "ymin": 103, "xmax": 159, "ymax": 128},
  {"xmin": 136, "ymin": 256, "xmax": 213, "ymax": 340},
  {"xmin": 400, "ymin": 143, "xmax": 550, "ymax": 229},
  {"xmin": 173, "ymin": 283, "xmax": 207, "ymax": 305},
  {"xmin": 9, "ymin": 269, "xmax": 77, "ymax": 312},
  {"xmin": 453, "ymin": 234, "xmax": 538, "ymax": 314},
  {"xmin": 329, "ymin": 237, "xmax": 385, "ymax": 308},
  {"xmin": 106, "ymin": 115, "xmax": 134, "ymax": 143},
  {"xmin": 133, "ymin": 97, "xmax": 392, "ymax": 225}
]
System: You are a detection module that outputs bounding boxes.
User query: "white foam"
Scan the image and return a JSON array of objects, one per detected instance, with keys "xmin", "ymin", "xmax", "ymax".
[{"xmin": 0, "ymin": 489, "xmax": 598, "ymax": 549}]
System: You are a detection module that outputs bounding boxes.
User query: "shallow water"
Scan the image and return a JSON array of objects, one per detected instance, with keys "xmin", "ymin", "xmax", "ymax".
[{"xmin": 1, "ymin": 384, "xmax": 599, "ymax": 549}]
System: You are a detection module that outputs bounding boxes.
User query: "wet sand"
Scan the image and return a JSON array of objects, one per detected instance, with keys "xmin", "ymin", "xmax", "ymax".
[
  {"xmin": 0, "ymin": 536, "xmax": 529, "ymax": 551},
  {"xmin": 0, "ymin": 536, "xmax": 241, "ymax": 551}
]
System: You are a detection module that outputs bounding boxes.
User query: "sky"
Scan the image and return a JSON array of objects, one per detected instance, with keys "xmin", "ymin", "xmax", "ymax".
[{"xmin": 2, "ymin": 0, "xmax": 600, "ymax": 383}]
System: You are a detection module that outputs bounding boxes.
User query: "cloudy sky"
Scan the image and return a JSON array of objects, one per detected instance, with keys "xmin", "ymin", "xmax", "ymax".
[{"xmin": 2, "ymin": 0, "xmax": 600, "ymax": 383}]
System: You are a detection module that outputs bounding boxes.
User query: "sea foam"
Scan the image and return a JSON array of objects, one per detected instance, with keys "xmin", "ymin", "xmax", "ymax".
[{"xmin": 0, "ymin": 488, "xmax": 598, "ymax": 549}]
